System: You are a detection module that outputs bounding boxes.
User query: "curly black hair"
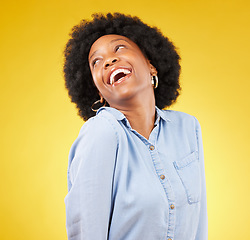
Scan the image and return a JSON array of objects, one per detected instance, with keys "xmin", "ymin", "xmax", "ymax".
[{"xmin": 64, "ymin": 12, "xmax": 181, "ymax": 120}]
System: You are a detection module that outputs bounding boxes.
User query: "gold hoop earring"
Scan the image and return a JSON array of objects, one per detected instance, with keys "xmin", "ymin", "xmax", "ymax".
[
  {"xmin": 151, "ymin": 75, "xmax": 158, "ymax": 89},
  {"xmin": 91, "ymin": 96, "xmax": 106, "ymax": 112}
]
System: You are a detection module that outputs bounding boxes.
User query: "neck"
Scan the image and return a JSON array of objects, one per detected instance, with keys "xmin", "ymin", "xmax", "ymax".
[{"xmin": 110, "ymin": 90, "xmax": 156, "ymax": 139}]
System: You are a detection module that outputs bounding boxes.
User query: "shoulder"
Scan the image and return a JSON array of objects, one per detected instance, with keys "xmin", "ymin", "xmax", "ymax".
[
  {"xmin": 162, "ymin": 109, "xmax": 197, "ymax": 123},
  {"xmin": 79, "ymin": 113, "xmax": 118, "ymax": 141},
  {"xmin": 68, "ymin": 113, "xmax": 119, "ymax": 184},
  {"xmin": 69, "ymin": 114, "xmax": 119, "ymax": 158},
  {"xmin": 160, "ymin": 109, "xmax": 201, "ymax": 132}
]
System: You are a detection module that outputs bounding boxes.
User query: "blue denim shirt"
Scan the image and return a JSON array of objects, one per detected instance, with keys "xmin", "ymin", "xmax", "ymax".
[{"xmin": 65, "ymin": 107, "xmax": 208, "ymax": 240}]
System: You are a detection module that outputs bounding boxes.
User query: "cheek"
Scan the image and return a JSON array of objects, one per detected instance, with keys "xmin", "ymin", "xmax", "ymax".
[
  {"xmin": 131, "ymin": 53, "xmax": 150, "ymax": 72},
  {"xmin": 91, "ymin": 70, "xmax": 102, "ymax": 87},
  {"xmin": 136, "ymin": 61, "xmax": 151, "ymax": 78}
]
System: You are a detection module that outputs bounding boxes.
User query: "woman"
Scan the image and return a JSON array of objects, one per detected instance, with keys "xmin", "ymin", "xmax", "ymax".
[{"xmin": 64, "ymin": 13, "xmax": 207, "ymax": 240}]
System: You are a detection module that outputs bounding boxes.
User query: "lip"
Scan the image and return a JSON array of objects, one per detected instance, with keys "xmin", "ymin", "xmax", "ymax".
[
  {"xmin": 112, "ymin": 73, "xmax": 132, "ymax": 86},
  {"xmin": 106, "ymin": 66, "xmax": 132, "ymax": 85}
]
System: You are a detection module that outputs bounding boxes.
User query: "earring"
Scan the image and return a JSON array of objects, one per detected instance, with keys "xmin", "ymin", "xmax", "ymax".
[
  {"xmin": 91, "ymin": 96, "xmax": 106, "ymax": 112},
  {"xmin": 151, "ymin": 75, "xmax": 158, "ymax": 89}
]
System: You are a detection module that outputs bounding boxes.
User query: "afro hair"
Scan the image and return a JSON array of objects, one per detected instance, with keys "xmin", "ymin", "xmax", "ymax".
[{"xmin": 64, "ymin": 12, "xmax": 181, "ymax": 120}]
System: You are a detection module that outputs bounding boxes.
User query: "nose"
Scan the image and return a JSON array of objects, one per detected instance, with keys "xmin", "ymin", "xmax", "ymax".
[{"xmin": 104, "ymin": 57, "xmax": 119, "ymax": 69}]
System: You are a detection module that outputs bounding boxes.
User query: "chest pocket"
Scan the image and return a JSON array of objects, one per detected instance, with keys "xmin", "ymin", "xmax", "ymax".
[{"xmin": 173, "ymin": 151, "xmax": 201, "ymax": 204}]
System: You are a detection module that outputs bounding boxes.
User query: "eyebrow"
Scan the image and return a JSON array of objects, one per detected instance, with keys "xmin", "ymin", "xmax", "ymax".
[
  {"xmin": 110, "ymin": 38, "xmax": 130, "ymax": 44},
  {"xmin": 89, "ymin": 38, "xmax": 131, "ymax": 61}
]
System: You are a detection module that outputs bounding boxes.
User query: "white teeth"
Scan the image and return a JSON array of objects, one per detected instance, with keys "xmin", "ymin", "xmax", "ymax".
[{"xmin": 109, "ymin": 68, "xmax": 131, "ymax": 85}]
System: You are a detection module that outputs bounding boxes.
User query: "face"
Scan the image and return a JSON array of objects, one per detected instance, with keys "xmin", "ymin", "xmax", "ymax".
[{"xmin": 88, "ymin": 34, "xmax": 157, "ymax": 108}]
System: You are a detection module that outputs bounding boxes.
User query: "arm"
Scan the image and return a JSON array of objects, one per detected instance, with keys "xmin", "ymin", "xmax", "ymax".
[
  {"xmin": 65, "ymin": 117, "xmax": 118, "ymax": 240},
  {"xmin": 194, "ymin": 117, "xmax": 208, "ymax": 240}
]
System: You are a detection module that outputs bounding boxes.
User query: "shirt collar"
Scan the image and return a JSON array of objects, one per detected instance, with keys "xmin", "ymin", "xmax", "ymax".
[
  {"xmin": 155, "ymin": 106, "xmax": 171, "ymax": 122},
  {"xmin": 97, "ymin": 107, "xmax": 126, "ymax": 121},
  {"xmin": 97, "ymin": 106, "xmax": 171, "ymax": 123}
]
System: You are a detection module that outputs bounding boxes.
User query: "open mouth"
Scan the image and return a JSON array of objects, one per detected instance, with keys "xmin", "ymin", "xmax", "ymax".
[{"xmin": 109, "ymin": 68, "xmax": 132, "ymax": 85}]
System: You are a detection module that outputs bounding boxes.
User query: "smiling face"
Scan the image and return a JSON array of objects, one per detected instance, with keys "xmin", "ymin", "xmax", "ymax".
[{"xmin": 88, "ymin": 34, "xmax": 157, "ymax": 108}]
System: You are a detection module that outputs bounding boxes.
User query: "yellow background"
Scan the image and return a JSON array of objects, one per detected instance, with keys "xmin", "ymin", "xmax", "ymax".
[{"xmin": 1, "ymin": 0, "xmax": 249, "ymax": 239}]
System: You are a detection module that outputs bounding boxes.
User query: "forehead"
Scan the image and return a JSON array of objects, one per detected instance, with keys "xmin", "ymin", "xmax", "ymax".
[{"xmin": 89, "ymin": 34, "xmax": 138, "ymax": 57}]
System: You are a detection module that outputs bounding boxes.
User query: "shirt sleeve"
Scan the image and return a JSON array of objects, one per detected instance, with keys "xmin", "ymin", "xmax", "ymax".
[
  {"xmin": 65, "ymin": 116, "xmax": 118, "ymax": 240},
  {"xmin": 194, "ymin": 117, "xmax": 208, "ymax": 240}
]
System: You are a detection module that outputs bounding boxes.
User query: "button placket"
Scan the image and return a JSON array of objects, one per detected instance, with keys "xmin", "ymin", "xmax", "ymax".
[
  {"xmin": 148, "ymin": 144, "xmax": 175, "ymax": 240},
  {"xmin": 146, "ymin": 127, "xmax": 175, "ymax": 240}
]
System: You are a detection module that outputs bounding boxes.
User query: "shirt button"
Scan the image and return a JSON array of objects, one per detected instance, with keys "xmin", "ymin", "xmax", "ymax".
[
  {"xmin": 170, "ymin": 204, "xmax": 175, "ymax": 209},
  {"xmin": 160, "ymin": 175, "xmax": 165, "ymax": 180},
  {"xmin": 149, "ymin": 145, "xmax": 155, "ymax": 150}
]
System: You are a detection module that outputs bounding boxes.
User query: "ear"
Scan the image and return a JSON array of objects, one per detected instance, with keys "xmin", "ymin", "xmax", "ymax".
[
  {"xmin": 98, "ymin": 92, "xmax": 104, "ymax": 103},
  {"xmin": 147, "ymin": 60, "xmax": 158, "ymax": 76}
]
